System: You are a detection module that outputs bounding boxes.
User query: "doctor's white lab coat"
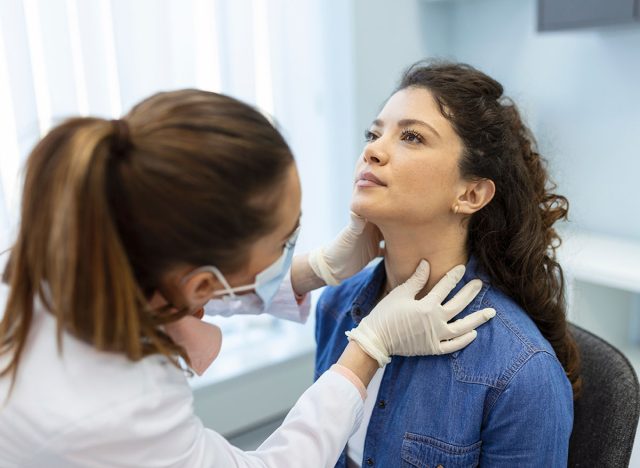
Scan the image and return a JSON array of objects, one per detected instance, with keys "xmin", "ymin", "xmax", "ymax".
[{"xmin": 0, "ymin": 281, "xmax": 364, "ymax": 467}]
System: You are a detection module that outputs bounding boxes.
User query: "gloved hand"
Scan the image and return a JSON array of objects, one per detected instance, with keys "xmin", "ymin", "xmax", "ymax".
[
  {"xmin": 308, "ymin": 212, "xmax": 382, "ymax": 286},
  {"xmin": 345, "ymin": 260, "xmax": 496, "ymax": 367}
]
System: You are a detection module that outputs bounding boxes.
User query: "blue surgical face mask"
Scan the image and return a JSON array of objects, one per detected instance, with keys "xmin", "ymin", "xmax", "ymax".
[{"xmin": 188, "ymin": 226, "xmax": 300, "ymax": 316}]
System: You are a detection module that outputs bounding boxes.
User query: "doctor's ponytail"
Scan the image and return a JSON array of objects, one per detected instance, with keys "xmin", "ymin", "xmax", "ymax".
[
  {"xmin": 1, "ymin": 90, "xmax": 294, "ymax": 391},
  {"xmin": 0, "ymin": 118, "xmax": 186, "ymax": 391}
]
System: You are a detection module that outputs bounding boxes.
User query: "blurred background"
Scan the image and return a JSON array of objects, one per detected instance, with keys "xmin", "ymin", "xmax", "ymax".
[{"xmin": 1, "ymin": 0, "xmax": 639, "ymax": 461}]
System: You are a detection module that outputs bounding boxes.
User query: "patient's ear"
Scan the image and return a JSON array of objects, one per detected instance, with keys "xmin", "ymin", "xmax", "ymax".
[{"xmin": 456, "ymin": 178, "xmax": 495, "ymax": 215}]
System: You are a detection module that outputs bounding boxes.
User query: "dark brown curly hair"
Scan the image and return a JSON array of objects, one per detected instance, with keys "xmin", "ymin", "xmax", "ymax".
[{"xmin": 398, "ymin": 60, "xmax": 581, "ymax": 397}]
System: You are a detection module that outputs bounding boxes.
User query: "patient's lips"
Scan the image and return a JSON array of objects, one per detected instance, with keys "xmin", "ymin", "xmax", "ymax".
[{"xmin": 356, "ymin": 170, "xmax": 386, "ymax": 187}]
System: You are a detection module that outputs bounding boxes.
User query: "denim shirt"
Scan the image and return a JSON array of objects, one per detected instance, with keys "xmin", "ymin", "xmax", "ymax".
[{"xmin": 315, "ymin": 257, "xmax": 573, "ymax": 467}]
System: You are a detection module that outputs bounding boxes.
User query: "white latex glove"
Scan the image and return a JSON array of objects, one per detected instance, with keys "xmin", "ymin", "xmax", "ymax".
[
  {"xmin": 308, "ymin": 212, "xmax": 382, "ymax": 286},
  {"xmin": 345, "ymin": 260, "xmax": 496, "ymax": 367}
]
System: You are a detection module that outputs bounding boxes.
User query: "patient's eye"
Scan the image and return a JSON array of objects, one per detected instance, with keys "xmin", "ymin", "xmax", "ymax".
[
  {"xmin": 400, "ymin": 129, "xmax": 424, "ymax": 144},
  {"xmin": 364, "ymin": 129, "xmax": 379, "ymax": 142}
]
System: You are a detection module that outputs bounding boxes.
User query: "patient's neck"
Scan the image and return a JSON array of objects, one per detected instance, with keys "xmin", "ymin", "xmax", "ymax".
[{"xmin": 379, "ymin": 221, "xmax": 468, "ymax": 299}]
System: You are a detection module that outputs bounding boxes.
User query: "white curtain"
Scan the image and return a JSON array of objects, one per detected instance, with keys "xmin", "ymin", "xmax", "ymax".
[
  {"xmin": 0, "ymin": 0, "xmax": 358, "ymax": 361},
  {"xmin": 0, "ymin": 0, "xmax": 354, "ymax": 253}
]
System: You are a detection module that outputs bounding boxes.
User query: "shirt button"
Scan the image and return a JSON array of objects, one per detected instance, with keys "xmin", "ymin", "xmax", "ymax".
[
  {"xmin": 353, "ymin": 307, "xmax": 361, "ymax": 316},
  {"xmin": 377, "ymin": 399, "xmax": 386, "ymax": 409},
  {"xmin": 366, "ymin": 458, "xmax": 374, "ymax": 466}
]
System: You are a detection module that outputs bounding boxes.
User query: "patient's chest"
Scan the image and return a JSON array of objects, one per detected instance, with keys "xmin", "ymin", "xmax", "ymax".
[{"xmin": 347, "ymin": 356, "xmax": 488, "ymax": 468}]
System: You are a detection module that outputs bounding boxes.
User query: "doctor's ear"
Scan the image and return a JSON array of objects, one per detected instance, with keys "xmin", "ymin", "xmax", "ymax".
[
  {"xmin": 182, "ymin": 271, "xmax": 219, "ymax": 303},
  {"xmin": 454, "ymin": 178, "xmax": 496, "ymax": 216}
]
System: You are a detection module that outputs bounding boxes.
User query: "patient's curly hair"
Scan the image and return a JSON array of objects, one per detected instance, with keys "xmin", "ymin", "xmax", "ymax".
[{"xmin": 398, "ymin": 60, "xmax": 581, "ymax": 397}]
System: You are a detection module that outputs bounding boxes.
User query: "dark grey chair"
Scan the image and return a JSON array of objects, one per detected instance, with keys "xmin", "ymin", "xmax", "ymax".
[{"xmin": 568, "ymin": 323, "xmax": 640, "ymax": 467}]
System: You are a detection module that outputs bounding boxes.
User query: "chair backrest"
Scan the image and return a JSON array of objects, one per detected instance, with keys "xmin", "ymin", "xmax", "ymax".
[{"xmin": 568, "ymin": 323, "xmax": 640, "ymax": 467}]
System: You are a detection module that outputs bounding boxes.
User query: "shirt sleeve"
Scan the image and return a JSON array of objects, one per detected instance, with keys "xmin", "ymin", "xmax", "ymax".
[
  {"xmin": 479, "ymin": 351, "xmax": 574, "ymax": 467},
  {"xmin": 46, "ymin": 368, "xmax": 363, "ymax": 468}
]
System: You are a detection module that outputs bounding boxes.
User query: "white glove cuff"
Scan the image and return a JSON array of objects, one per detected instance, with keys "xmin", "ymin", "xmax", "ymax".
[
  {"xmin": 345, "ymin": 328, "xmax": 391, "ymax": 368},
  {"xmin": 308, "ymin": 248, "xmax": 341, "ymax": 286}
]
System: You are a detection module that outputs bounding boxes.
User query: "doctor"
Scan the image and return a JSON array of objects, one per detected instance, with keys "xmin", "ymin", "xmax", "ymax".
[{"xmin": 0, "ymin": 89, "xmax": 495, "ymax": 467}]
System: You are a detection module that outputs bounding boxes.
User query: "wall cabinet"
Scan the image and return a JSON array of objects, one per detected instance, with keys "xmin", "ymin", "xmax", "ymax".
[{"xmin": 538, "ymin": 0, "xmax": 639, "ymax": 31}]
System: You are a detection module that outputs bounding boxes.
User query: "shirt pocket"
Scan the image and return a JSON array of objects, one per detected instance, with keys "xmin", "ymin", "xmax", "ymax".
[{"xmin": 400, "ymin": 432, "xmax": 482, "ymax": 468}]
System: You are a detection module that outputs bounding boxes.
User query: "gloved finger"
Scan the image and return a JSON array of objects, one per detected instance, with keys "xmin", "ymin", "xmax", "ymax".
[
  {"xmin": 399, "ymin": 259, "xmax": 430, "ymax": 296},
  {"xmin": 423, "ymin": 264, "xmax": 466, "ymax": 305},
  {"xmin": 443, "ymin": 308, "xmax": 496, "ymax": 339},
  {"xmin": 442, "ymin": 279, "xmax": 483, "ymax": 319},
  {"xmin": 347, "ymin": 211, "xmax": 367, "ymax": 234},
  {"xmin": 438, "ymin": 329, "xmax": 477, "ymax": 354}
]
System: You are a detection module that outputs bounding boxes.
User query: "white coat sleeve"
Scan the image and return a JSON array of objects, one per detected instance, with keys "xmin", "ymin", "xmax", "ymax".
[
  {"xmin": 262, "ymin": 274, "xmax": 311, "ymax": 323},
  {"xmin": 47, "ymin": 368, "xmax": 364, "ymax": 468}
]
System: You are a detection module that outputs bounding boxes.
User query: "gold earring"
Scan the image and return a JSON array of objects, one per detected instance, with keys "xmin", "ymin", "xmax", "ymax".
[{"xmin": 453, "ymin": 205, "xmax": 459, "ymax": 215}]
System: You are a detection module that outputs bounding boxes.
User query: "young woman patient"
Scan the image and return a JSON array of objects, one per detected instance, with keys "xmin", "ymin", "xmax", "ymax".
[{"xmin": 315, "ymin": 61, "xmax": 580, "ymax": 467}]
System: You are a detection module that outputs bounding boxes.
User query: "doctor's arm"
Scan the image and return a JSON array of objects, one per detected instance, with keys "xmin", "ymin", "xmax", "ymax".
[
  {"xmin": 290, "ymin": 212, "xmax": 382, "ymax": 296},
  {"xmin": 108, "ymin": 345, "xmax": 374, "ymax": 468}
]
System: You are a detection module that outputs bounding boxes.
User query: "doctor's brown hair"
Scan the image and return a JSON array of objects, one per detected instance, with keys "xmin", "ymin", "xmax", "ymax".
[
  {"xmin": 0, "ymin": 89, "xmax": 294, "ymax": 391},
  {"xmin": 398, "ymin": 61, "xmax": 581, "ymax": 397}
]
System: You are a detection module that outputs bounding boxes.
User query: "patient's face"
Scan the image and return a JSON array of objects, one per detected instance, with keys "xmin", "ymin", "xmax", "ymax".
[{"xmin": 351, "ymin": 87, "xmax": 465, "ymax": 226}]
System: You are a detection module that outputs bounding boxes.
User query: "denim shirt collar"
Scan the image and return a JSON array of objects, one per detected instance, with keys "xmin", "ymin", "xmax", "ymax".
[
  {"xmin": 349, "ymin": 255, "xmax": 487, "ymax": 324},
  {"xmin": 349, "ymin": 260, "xmax": 387, "ymax": 324}
]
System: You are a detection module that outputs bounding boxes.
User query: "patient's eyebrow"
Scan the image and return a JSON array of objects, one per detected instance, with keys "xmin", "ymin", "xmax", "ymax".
[
  {"xmin": 372, "ymin": 118, "xmax": 441, "ymax": 139},
  {"xmin": 398, "ymin": 119, "xmax": 441, "ymax": 139}
]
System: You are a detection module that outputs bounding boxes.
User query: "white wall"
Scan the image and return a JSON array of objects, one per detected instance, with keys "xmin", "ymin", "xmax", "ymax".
[
  {"xmin": 351, "ymin": 0, "xmax": 436, "ymax": 155},
  {"xmin": 419, "ymin": 0, "xmax": 640, "ymax": 241}
]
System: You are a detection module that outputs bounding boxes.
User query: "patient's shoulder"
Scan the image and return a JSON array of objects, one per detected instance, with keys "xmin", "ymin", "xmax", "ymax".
[{"xmin": 451, "ymin": 283, "xmax": 562, "ymax": 389}]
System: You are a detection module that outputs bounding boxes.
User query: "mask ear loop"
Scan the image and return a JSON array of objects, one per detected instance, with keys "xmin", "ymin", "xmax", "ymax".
[
  {"xmin": 180, "ymin": 265, "xmax": 255, "ymax": 299},
  {"xmin": 208, "ymin": 267, "xmax": 237, "ymax": 298}
]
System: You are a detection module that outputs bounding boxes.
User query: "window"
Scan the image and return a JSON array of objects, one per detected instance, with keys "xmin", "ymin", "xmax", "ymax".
[{"xmin": 0, "ymin": 0, "xmax": 356, "ymax": 377}]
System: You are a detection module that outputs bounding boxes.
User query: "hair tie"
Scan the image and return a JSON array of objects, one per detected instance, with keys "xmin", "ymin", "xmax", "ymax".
[{"xmin": 110, "ymin": 119, "xmax": 132, "ymax": 156}]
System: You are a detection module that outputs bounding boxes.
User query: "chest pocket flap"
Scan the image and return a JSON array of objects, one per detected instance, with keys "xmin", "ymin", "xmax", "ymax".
[{"xmin": 400, "ymin": 433, "xmax": 481, "ymax": 468}]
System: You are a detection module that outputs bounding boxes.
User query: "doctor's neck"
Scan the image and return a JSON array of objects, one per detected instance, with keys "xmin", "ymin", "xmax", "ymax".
[{"xmin": 379, "ymin": 220, "xmax": 468, "ymax": 298}]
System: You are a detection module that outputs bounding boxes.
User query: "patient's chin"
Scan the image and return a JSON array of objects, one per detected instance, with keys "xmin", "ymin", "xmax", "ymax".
[
  {"xmin": 350, "ymin": 198, "xmax": 368, "ymax": 216},
  {"xmin": 350, "ymin": 198, "xmax": 383, "ymax": 223}
]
